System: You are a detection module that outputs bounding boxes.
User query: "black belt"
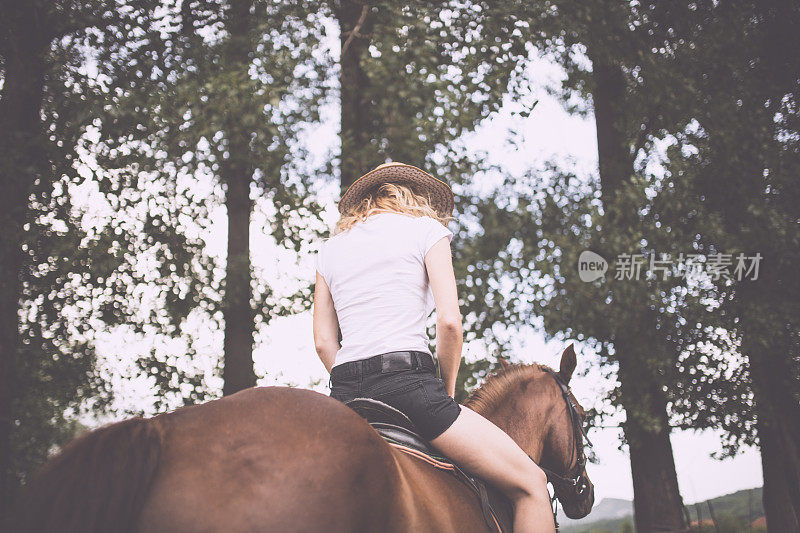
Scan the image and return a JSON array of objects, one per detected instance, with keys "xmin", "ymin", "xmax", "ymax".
[{"xmin": 330, "ymin": 350, "xmax": 435, "ymax": 381}]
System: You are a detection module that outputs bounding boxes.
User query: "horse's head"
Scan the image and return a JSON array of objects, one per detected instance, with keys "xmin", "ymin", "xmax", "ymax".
[
  {"xmin": 479, "ymin": 345, "xmax": 595, "ymax": 519},
  {"xmin": 540, "ymin": 344, "xmax": 595, "ymax": 519}
]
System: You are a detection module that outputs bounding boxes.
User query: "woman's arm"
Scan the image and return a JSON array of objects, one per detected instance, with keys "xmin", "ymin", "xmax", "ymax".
[
  {"xmin": 313, "ymin": 271, "xmax": 340, "ymax": 373},
  {"xmin": 425, "ymin": 237, "xmax": 463, "ymax": 398}
]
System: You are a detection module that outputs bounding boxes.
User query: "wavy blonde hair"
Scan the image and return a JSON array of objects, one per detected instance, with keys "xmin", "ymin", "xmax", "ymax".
[{"xmin": 334, "ymin": 182, "xmax": 453, "ymax": 235}]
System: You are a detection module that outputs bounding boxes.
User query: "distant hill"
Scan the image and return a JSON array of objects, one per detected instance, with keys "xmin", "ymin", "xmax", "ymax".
[
  {"xmin": 558, "ymin": 487, "xmax": 763, "ymax": 533},
  {"xmin": 685, "ymin": 486, "xmax": 763, "ymax": 525},
  {"xmin": 559, "ymin": 498, "xmax": 633, "ymax": 529}
]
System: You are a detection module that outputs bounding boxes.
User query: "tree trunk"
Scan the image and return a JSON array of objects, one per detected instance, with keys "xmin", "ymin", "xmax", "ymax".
[
  {"xmin": 617, "ymin": 343, "xmax": 687, "ymax": 532},
  {"xmin": 591, "ymin": 58, "xmax": 629, "ymax": 203},
  {"xmin": 752, "ymin": 350, "xmax": 800, "ymax": 532},
  {"xmin": 591, "ymin": 55, "xmax": 687, "ymax": 532},
  {"xmin": 0, "ymin": 1, "xmax": 49, "ymax": 514},
  {"xmin": 221, "ymin": 0, "xmax": 256, "ymax": 396},
  {"xmin": 221, "ymin": 169, "xmax": 255, "ymax": 396},
  {"xmin": 731, "ymin": 5, "xmax": 800, "ymax": 523},
  {"xmin": 335, "ymin": 0, "xmax": 375, "ymax": 191},
  {"xmin": 739, "ymin": 281, "xmax": 800, "ymax": 532}
]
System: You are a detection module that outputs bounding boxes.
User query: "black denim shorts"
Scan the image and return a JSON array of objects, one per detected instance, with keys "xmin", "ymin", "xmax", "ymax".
[{"xmin": 329, "ymin": 351, "xmax": 462, "ymax": 440}]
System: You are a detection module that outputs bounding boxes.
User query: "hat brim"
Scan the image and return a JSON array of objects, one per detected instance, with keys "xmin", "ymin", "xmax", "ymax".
[{"xmin": 338, "ymin": 163, "xmax": 454, "ymax": 218}]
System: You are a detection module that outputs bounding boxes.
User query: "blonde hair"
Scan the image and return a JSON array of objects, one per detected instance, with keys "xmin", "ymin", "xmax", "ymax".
[{"xmin": 334, "ymin": 182, "xmax": 452, "ymax": 235}]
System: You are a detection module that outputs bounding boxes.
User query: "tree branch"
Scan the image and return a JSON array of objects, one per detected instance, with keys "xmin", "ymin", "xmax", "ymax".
[{"xmin": 341, "ymin": 4, "xmax": 369, "ymax": 57}]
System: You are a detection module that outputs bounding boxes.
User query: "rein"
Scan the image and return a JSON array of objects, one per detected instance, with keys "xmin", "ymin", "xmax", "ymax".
[{"xmin": 531, "ymin": 368, "xmax": 594, "ymax": 531}]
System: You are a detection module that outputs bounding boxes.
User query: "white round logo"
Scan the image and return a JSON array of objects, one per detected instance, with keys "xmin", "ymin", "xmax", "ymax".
[{"xmin": 578, "ymin": 250, "xmax": 608, "ymax": 282}]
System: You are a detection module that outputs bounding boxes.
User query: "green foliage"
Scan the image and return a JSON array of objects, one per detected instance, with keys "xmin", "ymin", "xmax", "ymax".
[
  {"xmin": 1, "ymin": 0, "xmax": 167, "ymax": 488},
  {"xmin": 90, "ymin": 0, "xmax": 331, "ymax": 403},
  {"xmin": 454, "ymin": 357, "xmax": 496, "ymax": 404},
  {"xmin": 12, "ymin": 173, "xmax": 112, "ymax": 486},
  {"xmin": 651, "ymin": 1, "xmax": 800, "ymax": 455},
  {"xmin": 449, "ymin": 0, "xmax": 796, "ymax": 459},
  {"xmin": 3, "ymin": 0, "xmax": 331, "ymax": 487},
  {"xmin": 343, "ymin": 1, "xmax": 531, "ymax": 167}
]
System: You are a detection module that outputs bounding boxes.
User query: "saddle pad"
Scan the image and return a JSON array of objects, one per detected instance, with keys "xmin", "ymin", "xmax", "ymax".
[
  {"xmin": 388, "ymin": 442, "xmax": 512, "ymax": 533},
  {"xmin": 346, "ymin": 397, "xmax": 513, "ymax": 532}
]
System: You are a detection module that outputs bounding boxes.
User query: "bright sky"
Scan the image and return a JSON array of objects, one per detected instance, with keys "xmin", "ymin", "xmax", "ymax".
[{"xmin": 86, "ymin": 30, "xmax": 762, "ymax": 507}]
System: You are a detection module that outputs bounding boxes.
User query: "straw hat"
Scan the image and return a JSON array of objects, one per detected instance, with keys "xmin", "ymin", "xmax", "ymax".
[{"xmin": 338, "ymin": 162, "xmax": 454, "ymax": 218}]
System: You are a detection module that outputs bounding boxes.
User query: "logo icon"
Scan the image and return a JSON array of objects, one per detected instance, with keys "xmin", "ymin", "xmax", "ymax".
[{"xmin": 578, "ymin": 251, "xmax": 608, "ymax": 282}]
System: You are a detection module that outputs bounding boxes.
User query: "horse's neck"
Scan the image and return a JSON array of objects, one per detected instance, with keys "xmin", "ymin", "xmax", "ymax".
[{"xmin": 470, "ymin": 377, "xmax": 552, "ymax": 462}]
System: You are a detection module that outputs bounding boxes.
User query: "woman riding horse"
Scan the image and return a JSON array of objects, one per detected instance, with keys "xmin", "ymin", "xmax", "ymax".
[
  {"xmin": 9, "ymin": 163, "xmax": 595, "ymax": 532},
  {"xmin": 312, "ymin": 162, "xmax": 556, "ymax": 532}
]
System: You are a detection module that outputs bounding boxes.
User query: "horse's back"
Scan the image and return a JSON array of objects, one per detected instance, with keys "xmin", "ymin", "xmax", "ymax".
[
  {"xmin": 15, "ymin": 386, "xmax": 488, "ymax": 533},
  {"xmin": 136, "ymin": 386, "xmax": 408, "ymax": 532}
]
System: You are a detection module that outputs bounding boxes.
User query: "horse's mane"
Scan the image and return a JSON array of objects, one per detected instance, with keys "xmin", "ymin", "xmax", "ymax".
[{"xmin": 464, "ymin": 362, "xmax": 555, "ymax": 414}]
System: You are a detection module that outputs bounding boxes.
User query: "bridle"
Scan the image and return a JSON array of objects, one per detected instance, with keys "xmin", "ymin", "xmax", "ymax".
[
  {"xmin": 537, "ymin": 367, "xmax": 593, "ymax": 490},
  {"xmin": 530, "ymin": 367, "xmax": 594, "ymax": 530}
]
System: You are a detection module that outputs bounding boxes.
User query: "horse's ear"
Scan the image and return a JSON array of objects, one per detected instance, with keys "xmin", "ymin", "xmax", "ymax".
[
  {"xmin": 498, "ymin": 358, "xmax": 511, "ymax": 369},
  {"xmin": 559, "ymin": 344, "xmax": 577, "ymax": 384}
]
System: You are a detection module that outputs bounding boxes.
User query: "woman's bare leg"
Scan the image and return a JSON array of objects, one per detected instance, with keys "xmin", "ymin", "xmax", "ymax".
[{"xmin": 430, "ymin": 406, "xmax": 556, "ymax": 533}]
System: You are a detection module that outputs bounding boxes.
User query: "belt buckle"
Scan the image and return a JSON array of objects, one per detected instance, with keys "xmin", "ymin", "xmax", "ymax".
[{"xmin": 380, "ymin": 351, "xmax": 414, "ymax": 373}]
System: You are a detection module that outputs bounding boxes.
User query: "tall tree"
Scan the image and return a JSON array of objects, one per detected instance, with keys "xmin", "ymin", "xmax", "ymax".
[
  {"xmin": 1, "ymin": 0, "xmax": 327, "ymax": 506},
  {"xmin": 0, "ymin": 0, "xmax": 171, "ymax": 512},
  {"xmin": 454, "ymin": 0, "xmax": 786, "ymax": 528},
  {"xmin": 0, "ymin": 1, "xmax": 48, "ymax": 505},
  {"xmin": 0, "ymin": 1, "xmax": 54, "ymax": 512},
  {"xmin": 334, "ymin": 0, "xmax": 376, "ymax": 190},
  {"xmin": 653, "ymin": 1, "xmax": 800, "ymax": 528},
  {"xmin": 461, "ymin": 2, "xmax": 797, "ymax": 530},
  {"xmin": 98, "ymin": 0, "xmax": 330, "ymax": 397},
  {"xmin": 588, "ymin": 54, "xmax": 688, "ymax": 533},
  {"xmin": 466, "ymin": 2, "xmax": 693, "ymax": 528},
  {"xmin": 219, "ymin": 0, "xmax": 259, "ymax": 395},
  {"xmin": 331, "ymin": 1, "xmax": 531, "ymax": 188}
]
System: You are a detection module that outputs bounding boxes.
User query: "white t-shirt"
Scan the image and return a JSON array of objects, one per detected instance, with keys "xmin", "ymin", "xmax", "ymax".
[{"xmin": 315, "ymin": 212, "xmax": 454, "ymax": 367}]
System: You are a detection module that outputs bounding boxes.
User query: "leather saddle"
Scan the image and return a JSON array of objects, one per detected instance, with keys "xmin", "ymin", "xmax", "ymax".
[{"xmin": 345, "ymin": 398, "xmax": 514, "ymax": 533}]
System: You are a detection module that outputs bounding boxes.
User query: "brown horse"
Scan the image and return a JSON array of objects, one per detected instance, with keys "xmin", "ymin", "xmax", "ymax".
[{"xmin": 10, "ymin": 345, "xmax": 594, "ymax": 532}]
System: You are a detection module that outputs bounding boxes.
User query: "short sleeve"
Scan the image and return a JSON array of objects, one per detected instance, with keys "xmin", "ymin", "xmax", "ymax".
[
  {"xmin": 315, "ymin": 242, "xmax": 326, "ymax": 282},
  {"xmin": 420, "ymin": 217, "xmax": 453, "ymax": 259}
]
